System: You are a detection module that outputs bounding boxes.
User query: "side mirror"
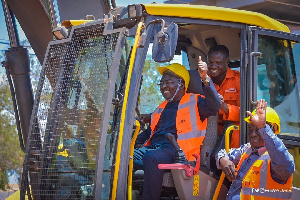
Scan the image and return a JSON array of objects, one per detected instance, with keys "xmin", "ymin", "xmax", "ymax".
[{"xmin": 152, "ymin": 22, "xmax": 178, "ymax": 63}]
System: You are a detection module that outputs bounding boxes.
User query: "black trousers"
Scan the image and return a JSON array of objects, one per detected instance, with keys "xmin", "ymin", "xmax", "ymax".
[{"xmin": 133, "ymin": 144, "xmax": 175, "ymax": 200}]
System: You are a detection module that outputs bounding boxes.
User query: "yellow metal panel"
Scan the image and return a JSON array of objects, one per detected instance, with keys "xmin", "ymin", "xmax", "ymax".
[
  {"xmin": 62, "ymin": 20, "xmax": 93, "ymax": 29},
  {"xmin": 144, "ymin": 4, "xmax": 289, "ymax": 33},
  {"xmin": 288, "ymin": 147, "xmax": 300, "ymax": 187},
  {"xmin": 6, "ymin": 190, "xmax": 28, "ymax": 200}
]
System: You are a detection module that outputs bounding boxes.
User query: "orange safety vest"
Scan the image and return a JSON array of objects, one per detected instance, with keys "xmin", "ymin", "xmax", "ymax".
[
  {"xmin": 145, "ymin": 93, "xmax": 207, "ymax": 161},
  {"xmin": 236, "ymin": 145, "xmax": 293, "ymax": 200}
]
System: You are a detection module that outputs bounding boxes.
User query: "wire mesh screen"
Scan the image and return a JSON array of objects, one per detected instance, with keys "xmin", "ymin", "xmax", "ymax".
[{"xmin": 23, "ymin": 23, "xmax": 123, "ymax": 200}]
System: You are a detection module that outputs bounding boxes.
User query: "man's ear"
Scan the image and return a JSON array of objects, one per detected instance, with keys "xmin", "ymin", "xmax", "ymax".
[
  {"xmin": 226, "ymin": 58, "xmax": 230, "ymax": 65},
  {"xmin": 179, "ymin": 81, "xmax": 185, "ymax": 90}
]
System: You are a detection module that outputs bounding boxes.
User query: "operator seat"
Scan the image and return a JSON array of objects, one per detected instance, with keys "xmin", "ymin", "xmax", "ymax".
[
  {"xmin": 186, "ymin": 69, "xmax": 219, "ymax": 171},
  {"xmin": 187, "ymin": 69, "xmax": 232, "ymax": 190}
]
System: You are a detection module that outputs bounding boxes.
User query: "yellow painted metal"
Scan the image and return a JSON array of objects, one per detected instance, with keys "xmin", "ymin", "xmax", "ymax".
[
  {"xmin": 57, "ymin": 143, "xmax": 68, "ymax": 157},
  {"xmin": 193, "ymin": 175, "xmax": 200, "ymax": 196},
  {"xmin": 111, "ymin": 22, "xmax": 145, "ymax": 200},
  {"xmin": 61, "ymin": 20, "xmax": 93, "ymax": 29},
  {"xmin": 212, "ymin": 125, "xmax": 239, "ymax": 200},
  {"xmin": 128, "ymin": 120, "xmax": 141, "ymax": 200},
  {"xmin": 144, "ymin": 4, "xmax": 289, "ymax": 33},
  {"xmin": 288, "ymin": 147, "xmax": 300, "ymax": 187},
  {"xmin": 6, "ymin": 190, "xmax": 29, "ymax": 200}
]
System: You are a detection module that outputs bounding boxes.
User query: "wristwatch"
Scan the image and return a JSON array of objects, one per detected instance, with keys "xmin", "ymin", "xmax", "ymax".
[{"xmin": 201, "ymin": 75, "xmax": 210, "ymax": 85}]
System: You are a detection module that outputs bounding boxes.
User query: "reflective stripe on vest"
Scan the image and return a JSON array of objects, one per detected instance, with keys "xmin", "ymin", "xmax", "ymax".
[
  {"xmin": 146, "ymin": 93, "xmax": 207, "ymax": 160},
  {"xmin": 240, "ymin": 151, "xmax": 293, "ymax": 199},
  {"xmin": 177, "ymin": 94, "xmax": 206, "ymax": 140}
]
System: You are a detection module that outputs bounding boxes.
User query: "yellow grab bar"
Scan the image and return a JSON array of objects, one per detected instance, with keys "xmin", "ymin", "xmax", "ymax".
[
  {"xmin": 212, "ymin": 125, "xmax": 239, "ymax": 200},
  {"xmin": 128, "ymin": 120, "xmax": 141, "ymax": 200},
  {"xmin": 111, "ymin": 22, "xmax": 145, "ymax": 200}
]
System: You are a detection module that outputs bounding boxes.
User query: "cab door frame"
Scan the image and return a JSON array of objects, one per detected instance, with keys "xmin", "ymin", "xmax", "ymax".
[
  {"xmin": 248, "ymin": 26, "xmax": 300, "ymax": 198},
  {"xmin": 248, "ymin": 26, "xmax": 300, "ymax": 144}
]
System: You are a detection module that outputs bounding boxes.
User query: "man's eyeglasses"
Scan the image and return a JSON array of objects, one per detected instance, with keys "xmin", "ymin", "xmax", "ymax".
[{"xmin": 157, "ymin": 80, "xmax": 179, "ymax": 87}]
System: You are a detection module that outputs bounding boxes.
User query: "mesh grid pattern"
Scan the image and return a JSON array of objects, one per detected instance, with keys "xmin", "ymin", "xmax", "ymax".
[{"xmin": 24, "ymin": 23, "xmax": 120, "ymax": 199}]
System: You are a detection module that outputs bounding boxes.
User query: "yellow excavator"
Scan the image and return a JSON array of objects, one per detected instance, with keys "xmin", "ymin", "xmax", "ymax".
[{"xmin": 2, "ymin": 1, "xmax": 300, "ymax": 199}]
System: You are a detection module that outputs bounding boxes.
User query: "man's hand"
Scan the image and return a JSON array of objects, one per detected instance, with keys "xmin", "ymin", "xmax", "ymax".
[
  {"xmin": 198, "ymin": 56, "xmax": 208, "ymax": 80},
  {"xmin": 140, "ymin": 113, "xmax": 151, "ymax": 124},
  {"xmin": 246, "ymin": 99, "xmax": 267, "ymax": 129},
  {"xmin": 219, "ymin": 157, "xmax": 236, "ymax": 182},
  {"xmin": 218, "ymin": 93, "xmax": 229, "ymax": 116}
]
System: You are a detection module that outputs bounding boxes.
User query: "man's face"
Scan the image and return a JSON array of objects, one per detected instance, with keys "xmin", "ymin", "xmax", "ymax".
[
  {"xmin": 207, "ymin": 51, "xmax": 229, "ymax": 78},
  {"xmin": 248, "ymin": 124, "xmax": 265, "ymax": 148},
  {"xmin": 159, "ymin": 73, "xmax": 182, "ymax": 101}
]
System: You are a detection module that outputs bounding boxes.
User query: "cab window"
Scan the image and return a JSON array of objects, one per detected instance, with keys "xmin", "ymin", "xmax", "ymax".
[{"xmin": 257, "ymin": 35, "xmax": 300, "ymax": 137}]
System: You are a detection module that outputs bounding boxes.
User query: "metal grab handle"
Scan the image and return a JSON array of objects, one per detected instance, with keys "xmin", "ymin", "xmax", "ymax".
[
  {"xmin": 193, "ymin": 154, "xmax": 200, "ymax": 175},
  {"xmin": 128, "ymin": 120, "xmax": 140, "ymax": 200},
  {"xmin": 249, "ymin": 51, "xmax": 262, "ymax": 105}
]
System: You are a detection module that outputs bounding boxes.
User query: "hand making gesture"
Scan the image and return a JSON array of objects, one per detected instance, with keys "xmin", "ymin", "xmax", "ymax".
[
  {"xmin": 246, "ymin": 99, "xmax": 267, "ymax": 129},
  {"xmin": 197, "ymin": 56, "xmax": 208, "ymax": 80}
]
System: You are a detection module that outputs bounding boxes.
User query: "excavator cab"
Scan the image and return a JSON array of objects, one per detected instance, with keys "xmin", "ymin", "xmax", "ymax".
[{"xmin": 19, "ymin": 3, "xmax": 300, "ymax": 200}]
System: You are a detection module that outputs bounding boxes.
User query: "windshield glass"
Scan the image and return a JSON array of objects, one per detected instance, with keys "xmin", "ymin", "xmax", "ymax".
[{"xmin": 257, "ymin": 35, "xmax": 300, "ymax": 137}]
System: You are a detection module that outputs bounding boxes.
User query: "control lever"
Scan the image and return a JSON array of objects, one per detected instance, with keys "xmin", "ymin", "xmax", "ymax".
[
  {"xmin": 159, "ymin": 133, "xmax": 200, "ymax": 177},
  {"xmin": 165, "ymin": 133, "xmax": 187, "ymax": 164}
]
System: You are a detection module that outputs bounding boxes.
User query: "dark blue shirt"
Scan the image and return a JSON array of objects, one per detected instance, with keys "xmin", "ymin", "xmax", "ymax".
[{"xmin": 136, "ymin": 83, "xmax": 221, "ymax": 147}]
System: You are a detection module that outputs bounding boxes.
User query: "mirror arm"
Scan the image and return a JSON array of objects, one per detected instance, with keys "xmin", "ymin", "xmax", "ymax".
[{"xmin": 145, "ymin": 18, "xmax": 165, "ymax": 32}]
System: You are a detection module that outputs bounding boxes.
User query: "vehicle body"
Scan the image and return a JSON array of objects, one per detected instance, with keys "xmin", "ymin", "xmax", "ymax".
[{"xmin": 5, "ymin": 3, "xmax": 300, "ymax": 200}]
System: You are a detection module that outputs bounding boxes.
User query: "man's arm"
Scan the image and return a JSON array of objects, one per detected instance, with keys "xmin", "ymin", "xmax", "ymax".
[
  {"xmin": 215, "ymin": 144, "xmax": 247, "ymax": 181},
  {"xmin": 227, "ymin": 105, "xmax": 240, "ymax": 122},
  {"xmin": 197, "ymin": 80, "xmax": 222, "ymax": 121},
  {"xmin": 221, "ymin": 103, "xmax": 240, "ymax": 122},
  {"xmin": 247, "ymin": 99, "xmax": 295, "ymax": 184},
  {"xmin": 220, "ymin": 70, "xmax": 240, "ymax": 122},
  {"xmin": 259, "ymin": 125, "xmax": 295, "ymax": 184},
  {"xmin": 197, "ymin": 57, "xmax": 222, "ymax": 120},
  {"xmin": 135, "ymin": 126, "xmax": 151, "ymax": 148}
]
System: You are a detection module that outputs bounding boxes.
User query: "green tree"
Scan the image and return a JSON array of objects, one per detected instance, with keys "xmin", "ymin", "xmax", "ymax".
[{"xmin": 0, "ymin": 82, "xmax": 25, "ymax": 190}]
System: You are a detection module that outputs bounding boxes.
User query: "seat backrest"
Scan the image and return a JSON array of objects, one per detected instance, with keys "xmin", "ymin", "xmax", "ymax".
[
  {"xmin": 186, "ymin": 70, "xmax": 204, "ymax": 95},
  {"xmin": 186, "ymin": 70, "xmax": 219, "ymax": 170}
]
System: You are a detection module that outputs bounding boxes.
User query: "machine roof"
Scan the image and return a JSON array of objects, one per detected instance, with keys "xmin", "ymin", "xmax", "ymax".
[{"xmin": 144, "ymin": 4, "xmax": 290, "ymax": 33}]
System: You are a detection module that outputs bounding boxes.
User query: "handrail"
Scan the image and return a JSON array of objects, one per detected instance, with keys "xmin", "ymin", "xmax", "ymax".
[
  {"xmin": 128, "ymin": 120, "xmax": 140, "ymax": 200},
  {"xmin": 111, "ymin": 21, "xmax": 145, "ymax": 200}
]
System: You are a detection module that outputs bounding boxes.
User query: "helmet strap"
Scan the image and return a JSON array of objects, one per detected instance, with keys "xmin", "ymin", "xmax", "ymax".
[
  {"xmin": 167, "ymin": 79, "xmax": 182, "ymax": 102},
  {"xmin": 267, "ymin": 122, "xmax": 274, "ymax": 131}
]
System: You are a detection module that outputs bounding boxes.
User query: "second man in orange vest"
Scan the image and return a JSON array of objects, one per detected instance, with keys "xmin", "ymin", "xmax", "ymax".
[{"xmin": 216, "ymin": 99, "xmax": 294, "ymax": 200}]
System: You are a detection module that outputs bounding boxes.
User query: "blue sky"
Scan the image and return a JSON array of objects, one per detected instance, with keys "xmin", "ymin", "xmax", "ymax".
[
  {"xmin": 0, "ymin": 8, "xmax": 9, "ymax": 47},
  {"xmin": 1, "ymin": 0, "xmax": 300, "ymax": 58},
  {"xmin": 0, "ymin": 0, "xmax": 166, "ymax": 45},
  {"xmin": 0, "ymin": 0, "xmax": 166, "ymax": 75},
  {"xmin": 115, "ymin": 0, "xmax": 165, "ymax": 6}
]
